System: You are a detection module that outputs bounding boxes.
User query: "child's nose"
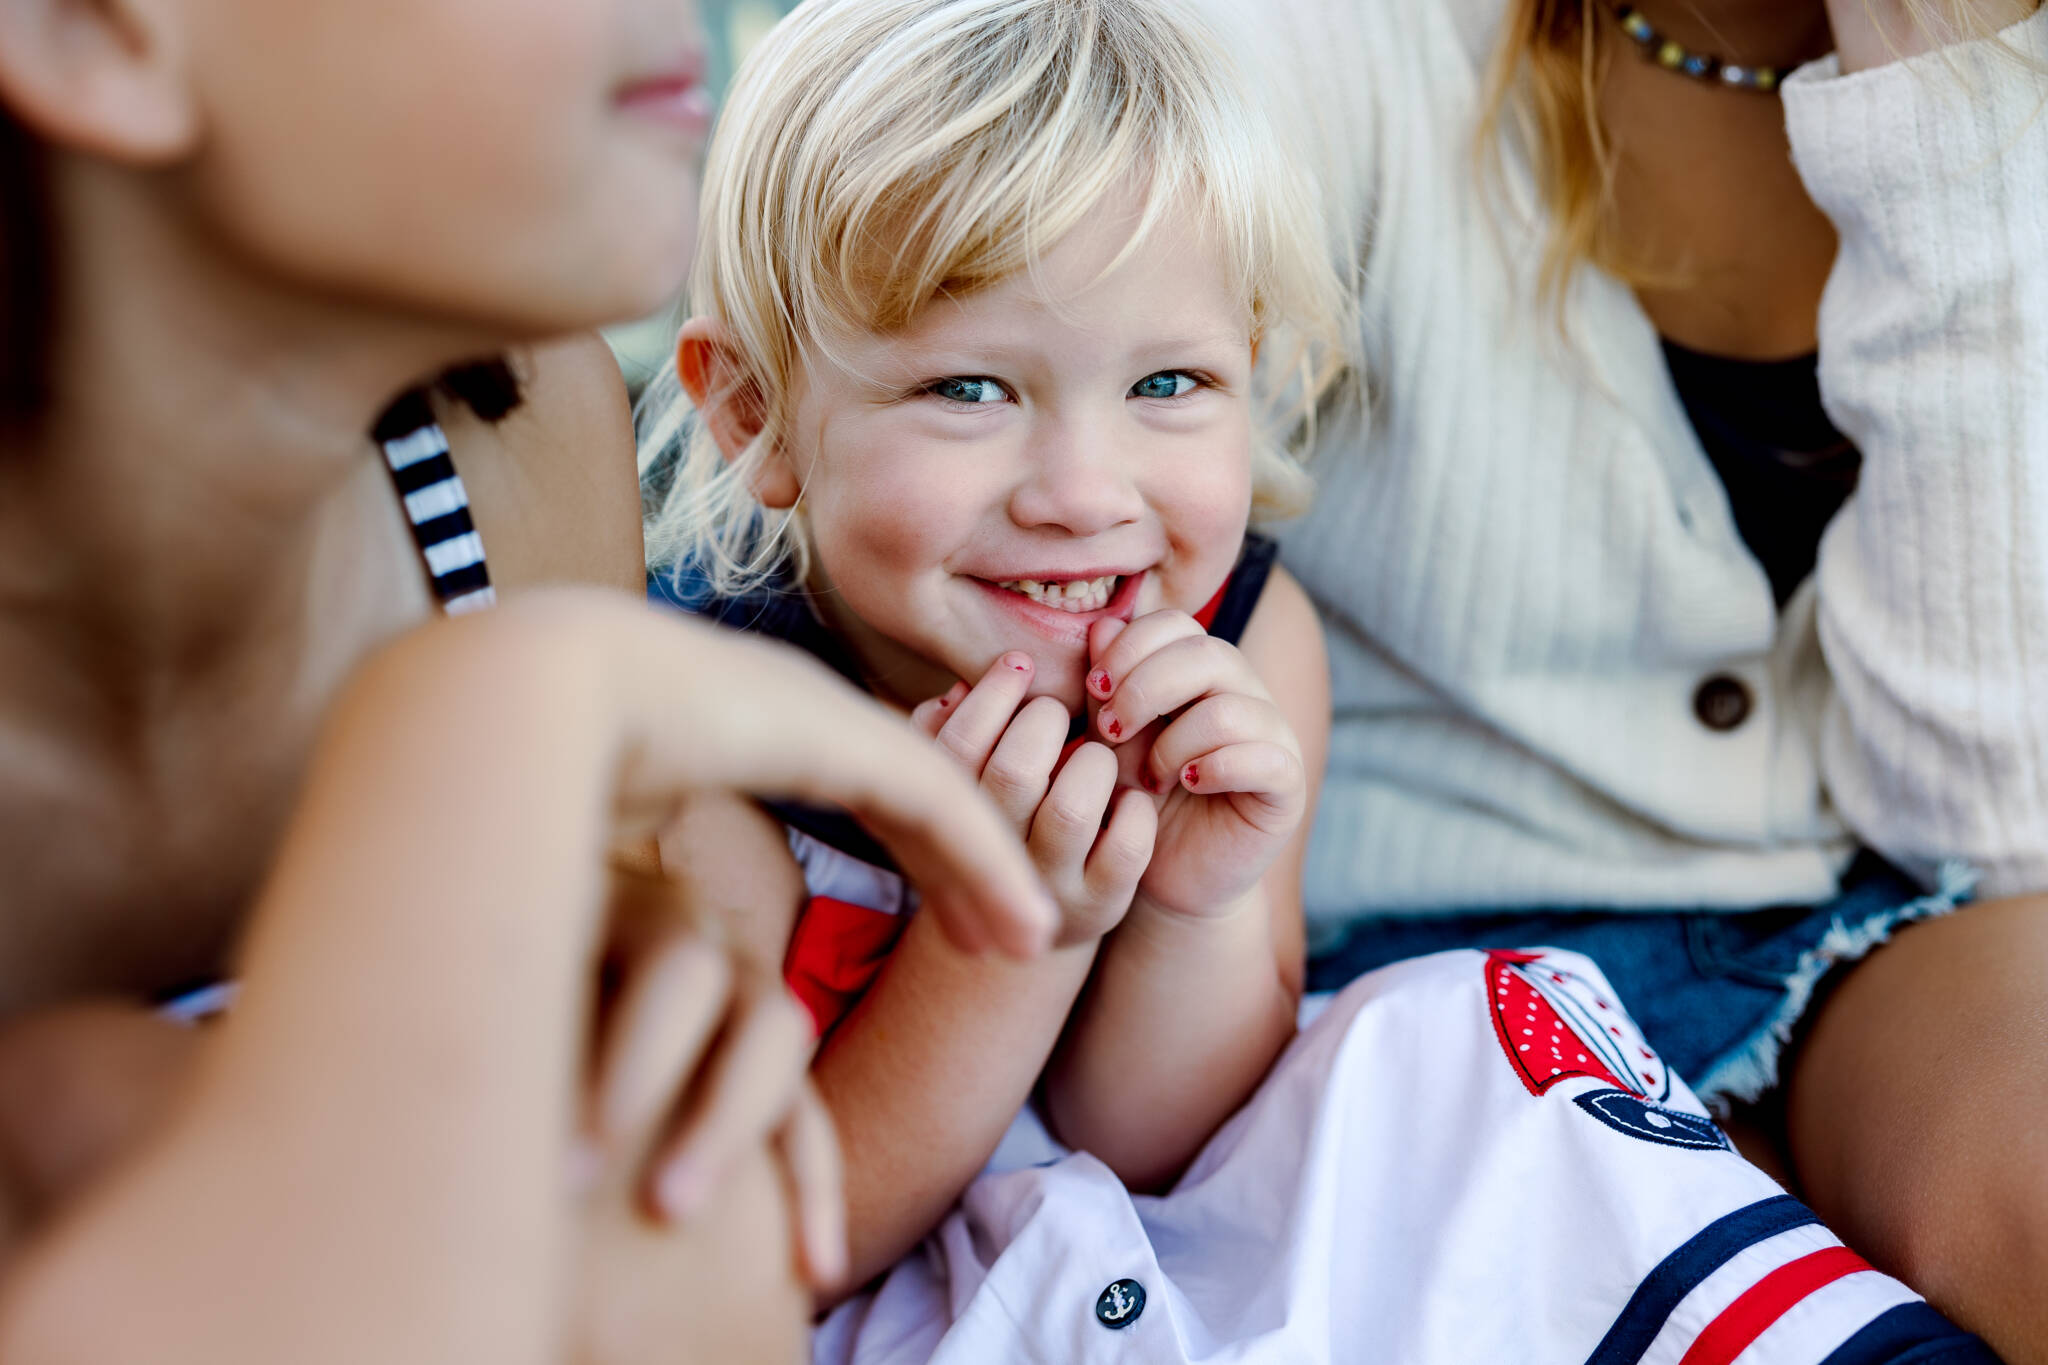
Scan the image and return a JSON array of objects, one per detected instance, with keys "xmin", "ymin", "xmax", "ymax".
[{"xmin": 1007, "ymin": 420, "xmax": 1145, "ymax": 536}]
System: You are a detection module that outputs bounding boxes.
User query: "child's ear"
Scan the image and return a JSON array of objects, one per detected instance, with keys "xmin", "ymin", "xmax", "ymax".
[
  {"xmin": 675, "ymin": 316, "xmax": 801, "ymax": 510},
  {"xmin": 0, "ymin": 0, "xmax": 199, "ymax": 164}
]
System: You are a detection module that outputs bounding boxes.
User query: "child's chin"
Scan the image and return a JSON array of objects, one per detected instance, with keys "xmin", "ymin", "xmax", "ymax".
[{"xmin": 1023, "ymin": 662, "xmax": 1089, "ymax": 715}]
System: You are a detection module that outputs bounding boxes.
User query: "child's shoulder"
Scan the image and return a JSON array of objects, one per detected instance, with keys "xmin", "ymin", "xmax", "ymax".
[{"xmin": 1236, "ymin": 556, "xmax": 1329, "ymax": 745}]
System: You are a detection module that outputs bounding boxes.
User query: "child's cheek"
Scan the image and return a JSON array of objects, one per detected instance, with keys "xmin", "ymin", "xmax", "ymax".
[{"xmin": 1164, "ymin": 455, "xmax": 1255, "ymax": 610}]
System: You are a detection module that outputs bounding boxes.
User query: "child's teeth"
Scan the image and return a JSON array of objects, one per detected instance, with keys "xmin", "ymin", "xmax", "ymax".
[{"xmin": 998, "ymin": 575, "xmax": 1119, "ymax": 612}]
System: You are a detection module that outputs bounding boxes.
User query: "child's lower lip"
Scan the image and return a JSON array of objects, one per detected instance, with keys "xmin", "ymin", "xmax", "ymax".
[{"xmin": 972, "ymin": 572, "xmax": 1147, "ymax": 646}]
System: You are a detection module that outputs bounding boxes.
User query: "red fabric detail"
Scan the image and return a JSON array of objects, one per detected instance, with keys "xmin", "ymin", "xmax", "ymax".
[
  {"xmin": 1485, "ymin": 951, "xmax": 1632, "ymax": 1098},
  {"xmin": 1677, "ymin": 1247, "xmax": 1872, "ymax": 1365},
  {"xmin": 783, "ymin": 896, "xmax": 908, "ymax": 1037},
  {"xmin": 1193, "ymin": 578, "xmax": 1229, "ymax": 629}
]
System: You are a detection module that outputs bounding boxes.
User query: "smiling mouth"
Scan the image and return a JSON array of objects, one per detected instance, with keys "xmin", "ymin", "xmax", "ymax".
[{"xmin": 994, "ymin": 575, "xmax": 1123, "ymax": 613}]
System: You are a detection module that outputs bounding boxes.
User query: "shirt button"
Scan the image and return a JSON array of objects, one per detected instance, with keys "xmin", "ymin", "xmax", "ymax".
[
  {"xmin": 1096, "ymin": 1278, "xmax": 1146, "ymax": 1330},
  {"xmin": 1693, "ymin": 674, "xmax": 1753, "ymax": 732}
]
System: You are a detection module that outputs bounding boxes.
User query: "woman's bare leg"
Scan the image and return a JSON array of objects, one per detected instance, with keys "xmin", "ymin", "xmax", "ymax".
[{"xmin": 1787, "ymin": 892, "xmax": 2048, "ymax": 1362}]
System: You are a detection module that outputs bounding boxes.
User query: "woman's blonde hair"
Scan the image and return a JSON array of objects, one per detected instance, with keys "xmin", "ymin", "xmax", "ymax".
[
  {"xmin": 639, "ymin": 0, "xmax": 1349, "ymax": 589},
  {"xmin": 1476, "ymin": 0, "xmax": 2025, "ymax": 307}
]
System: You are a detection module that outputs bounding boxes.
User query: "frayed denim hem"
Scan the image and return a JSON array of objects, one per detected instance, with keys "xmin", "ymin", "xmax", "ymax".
[{"xmin": 1692, "ymin": 859, "xmax": 1979, "ymax": 1113}]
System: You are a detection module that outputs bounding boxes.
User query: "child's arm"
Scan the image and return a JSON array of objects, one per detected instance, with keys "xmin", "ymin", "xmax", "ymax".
[
  {"xmin": 811, "ymin": 652, "xmax": 1154, "ymax": 1297},
  {"xmin": 1044, "ymin": 568, "xmax": 1328, "ymax": 1190}
]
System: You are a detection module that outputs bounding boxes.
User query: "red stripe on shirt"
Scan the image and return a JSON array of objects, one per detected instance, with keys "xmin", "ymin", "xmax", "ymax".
[
  {"xmin": 783, "ymin": 895, "xmax": 908, "ymax": 1037},
  {"xmin": 1677, "ymin": 1246, "xmax": 1874, "ymax": 1365}
]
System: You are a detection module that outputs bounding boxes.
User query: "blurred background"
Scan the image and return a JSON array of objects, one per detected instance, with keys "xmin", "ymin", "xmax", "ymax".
[{"xmin": 609, "ymin": 0, "xmax": 800, "ymax": 390}]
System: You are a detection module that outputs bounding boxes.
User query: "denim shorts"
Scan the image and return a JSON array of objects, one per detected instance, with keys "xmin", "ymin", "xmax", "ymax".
[{"xmin": 1305, "ymin": 852, "xmax": 1977, "ymax": 1111}]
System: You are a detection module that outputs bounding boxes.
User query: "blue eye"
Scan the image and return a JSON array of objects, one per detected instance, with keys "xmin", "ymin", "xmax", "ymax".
[
  {"xmin": 1131, "ymin": 371, "xmax": 1200, "ymax": 400},
  {"xmin": 927, "ymin": 376, "xmax": 1011, "ymax": 405}
]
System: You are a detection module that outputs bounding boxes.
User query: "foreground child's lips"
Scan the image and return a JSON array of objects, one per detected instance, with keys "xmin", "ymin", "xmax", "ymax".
[{"xmin": 616, "ymin": 52, "xmax": 713, "ymax": 134}]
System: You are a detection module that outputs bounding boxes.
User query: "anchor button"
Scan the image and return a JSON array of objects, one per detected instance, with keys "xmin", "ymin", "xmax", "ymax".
[{"xmin": 1095, "ymin": 1278, "xmax": 1147, "ymax": 1330}]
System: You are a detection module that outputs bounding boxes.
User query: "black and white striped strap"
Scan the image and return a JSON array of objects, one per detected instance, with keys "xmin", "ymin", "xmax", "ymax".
[{"xmin": 373, "ymin": 391, "xmax": 497, "ymax": 616}]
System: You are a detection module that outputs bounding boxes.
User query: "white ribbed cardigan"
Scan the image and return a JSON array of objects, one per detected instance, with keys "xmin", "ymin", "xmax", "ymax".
[{"xmin": 1203, "ymin": 0, "xmax": 2048, "ymax": 926}]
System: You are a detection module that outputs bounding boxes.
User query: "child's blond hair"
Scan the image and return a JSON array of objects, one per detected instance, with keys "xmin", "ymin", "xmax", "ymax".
[{"xmin": 639, "ymin": 0, "xmax": 1351, "ymax": 590}]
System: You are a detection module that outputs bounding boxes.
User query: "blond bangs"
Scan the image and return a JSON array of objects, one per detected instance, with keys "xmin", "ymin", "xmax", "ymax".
[{"xmin": 641, "ymin": 0, "xmax": 1347, "ymax": 590}]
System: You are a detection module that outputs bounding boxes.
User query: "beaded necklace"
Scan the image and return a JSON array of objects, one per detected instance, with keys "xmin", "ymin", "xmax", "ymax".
[{"xmin": 1610, "ymin": 4, "xmax": 1801, "ymax": 92}]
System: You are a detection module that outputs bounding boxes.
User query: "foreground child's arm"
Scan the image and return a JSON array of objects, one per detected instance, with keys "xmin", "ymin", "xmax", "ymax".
[
  {"xmin": 1045, "ymin": 568, "xmax": 1329, "ymax": 1190},
  {"xmin": 0, "ymin": 594, "xmax": 1054, "ymax": 1365},
  {"xmin": 810, "ymin": 651, "xmax": 1157, "ymax": 1295}
]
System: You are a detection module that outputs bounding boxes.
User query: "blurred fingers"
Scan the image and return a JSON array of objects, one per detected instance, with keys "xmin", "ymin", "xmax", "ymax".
[
  {"xmin": 776, "ymin": 1083, "xmax": 847, "ymax": 1290},
  {"xmin": 647, "ymin": 976, "xmax": 813, "ymax": 1224}
]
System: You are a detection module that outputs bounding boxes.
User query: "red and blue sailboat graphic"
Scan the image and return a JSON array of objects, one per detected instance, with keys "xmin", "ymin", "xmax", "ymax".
[{"xmin": 1485, "ymin": 949, "xmax": 1726, "ymax": 1150}]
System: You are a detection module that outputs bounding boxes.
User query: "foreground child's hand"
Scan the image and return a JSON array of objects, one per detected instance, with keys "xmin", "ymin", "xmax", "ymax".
[
  {"xmin": 0, "ymin": 593, "xmax": 1056, "ymax": 1365},
  {"xmin": 585, "ymin": 866, "xmax": 843, "ymax": 1291},
  {"xmin": 1084, "ymin": 613, "xmax": 1306, "ymax": 918},
  {"xmin": 912, "ymin": 653, "xmax": 1156, "ymax": 947}
]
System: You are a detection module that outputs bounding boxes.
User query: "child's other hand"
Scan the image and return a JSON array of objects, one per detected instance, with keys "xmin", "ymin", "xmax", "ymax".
[
  {"xmin": 584, "ymin": 865, "xmax": 845, "ymax": 1293},
  {"xmin": 1084, "ymin": 613, "xmax": 1305, "ymax": 919},
  {"xmin": 911, "ymin": 653, "xmax": 1156, "ymax": 947}
]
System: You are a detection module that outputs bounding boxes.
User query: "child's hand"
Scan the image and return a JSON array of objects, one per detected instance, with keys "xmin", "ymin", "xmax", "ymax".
[
  {"xmin": 911, "ymin": 653, "xmax": 1157, "ymax": 948},
  {"xmin": 1084, "ymin": 613, "xmax": 1306, "ymax": 918},
  {"xmin": 584, "ymin": 865, "xmax": 844, "ymax": 1292}
]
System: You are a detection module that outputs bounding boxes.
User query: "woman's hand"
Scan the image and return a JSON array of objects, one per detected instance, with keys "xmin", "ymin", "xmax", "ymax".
[
  {"xmin": 1083, "ymin": 613, "xmax": 1306, "ymax": 920},
  {"xmin": 0, "ymin": 590, "xmax": 1055, "ymax": 1365},
  {"xmin": 911, "ymin": 653, "xmax": 1156, "ymax": 947}
]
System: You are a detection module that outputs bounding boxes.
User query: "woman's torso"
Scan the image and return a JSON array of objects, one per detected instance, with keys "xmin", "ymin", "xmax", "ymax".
[
  {"xmin": 1207, "ymin": 0, "xmax": 1850, "ymax": 922},
  {"xmin": 1215, "ymin": 0, "xmax": 2048, "ymax": 925}
]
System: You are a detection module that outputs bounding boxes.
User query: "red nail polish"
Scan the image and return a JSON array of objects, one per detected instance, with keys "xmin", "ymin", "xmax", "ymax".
[
  {"xmin": 1009, "ymin": 658, "xmax": 1031, "ymax": 673},
  {"xmin": 1183, "ymin": 764, "xmax": 1199, "ymax": 788},
  {"xmin": 1088, "ymin": 669, "xmax": 1111, "ymax": 697},
  {"xmin": 1141, "ymin": 770, "xmax": 1162, "ymax": 794},
  {"xmin": 1104, "ymin": 715, "xmax": 1122, "ymax": 740}
]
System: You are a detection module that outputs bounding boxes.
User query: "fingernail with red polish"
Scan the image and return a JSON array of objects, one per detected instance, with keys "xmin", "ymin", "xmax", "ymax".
[
  {"xmin": 1005, "ymin": 653, "xmax": 1032, "ymax": 673},
  {"xmin": 1087, "ymin": 669, "xmax": 1112, "ymax": 697},
  {"xmin": 1183, "ymin": 764, "xmax": 1200, "ymax": 789},
  {"xmin": 1102, "ymin": 714, "xmax": 1123, "ymax": 740}
]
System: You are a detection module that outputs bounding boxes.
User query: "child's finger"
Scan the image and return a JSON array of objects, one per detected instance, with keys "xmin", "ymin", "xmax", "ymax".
[
  {"xmin": 1027, "ymin": 744, "xmax": 1126, "ymax": 942},
  {"xmin": 592, "ymin": 932, "xmax": 736, "ymax": 1148},
  {"xmin": 1171, "ymin": 740, "xmax": 1307, "ymax": 829},
  {"xmin": 648, "ymin": 979, "xmax": 813, "ymax": 1224},
  {"xmin": 932, "ymin": 652, "xmax": 1037, "ymax": 775},
  {"xmin": 1143, "ymin": 692, "xmax": 1295, "ymax": 793},
  {"xmin": 1082, "ymin": 785, "xmax": 1158, "ymax": 909},
  {"xmin": 776, "ymin": 1082, "xmax": 847, "ymax": 1291},
  {"xmin": 979, "ymin": 695, "xmax": 1072, "ymax": 832},
  {"xmin": 909, "ymin": 680, "xmax": 970, "ymax": 738},
  {"xmin": 1026, "ymin": 742, "xmax": 1117, "ymax": 872},
  {"xmin": 1097, "ymin": 632, "xmax": 1266, "ymax": 746},
  {"xmin": 1087, "ymin": 611, "xmax": 1203, "ymax": 703},
  {"xmin": 1084, "ymin": 617, "xmax": 1129, "ymax": 699}
]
